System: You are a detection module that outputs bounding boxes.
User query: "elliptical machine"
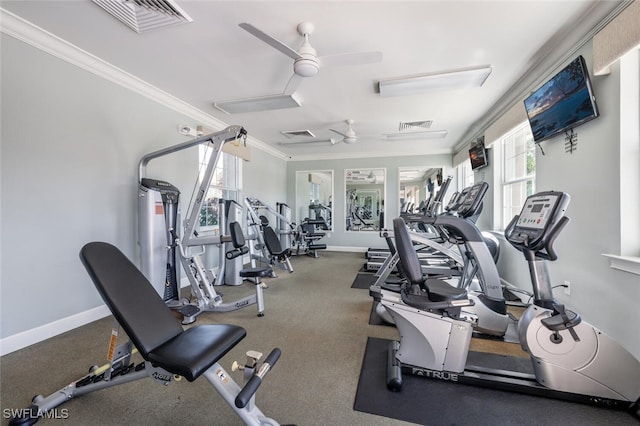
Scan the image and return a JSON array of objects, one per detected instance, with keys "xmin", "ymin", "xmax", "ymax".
[{"xmin": 384, "ymin": 191, "xmax": 640, "ymax": 415}]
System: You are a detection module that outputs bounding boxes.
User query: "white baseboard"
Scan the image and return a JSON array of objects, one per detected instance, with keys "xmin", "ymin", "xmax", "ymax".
[
  {"xmin": 326, "ymin": 246, "xmax": 367, "ymax": 253},
  {"xmin": 0, "ymin": 305, "xmax": 111, "ymax": 356}
]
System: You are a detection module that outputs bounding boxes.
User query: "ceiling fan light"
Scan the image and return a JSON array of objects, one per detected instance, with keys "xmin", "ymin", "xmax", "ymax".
[
  {"xmin": 378, "ymin": 65, "xmax": 492, "ymax": 97},
  {"xmin": 343, "ymin": 137, "xmax": 357, "ymax": 144},
  {"xmin": 295, "ymin": 58, "xmax": 320, "ymax": 77}
]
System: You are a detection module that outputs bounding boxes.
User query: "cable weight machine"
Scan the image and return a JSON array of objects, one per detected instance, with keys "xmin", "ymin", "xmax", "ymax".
[{"xmin": 138, "ymin": 126, "xmax": 267, "ymax": 324}]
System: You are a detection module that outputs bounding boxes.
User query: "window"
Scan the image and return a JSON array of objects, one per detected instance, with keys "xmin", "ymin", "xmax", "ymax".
[
  {"xmin": 198, "ymin": 146, "xmax": 242, "ymax": 231},
  {"xmin": 618, "ymin": 49, "xmax": 640, "ymax": 258},
  {"xmin": 498, "ymin": 123, "xmax": 536, "ymax": 229},
  {"xmin": 310, "ymin": 181, "xmax": 320, "ymax": 202},
  {"xmin": 457, "ymin": 160, "xmax": 475, "ymax": 190},
  {"xmin": 604, "ymin": 48, "xmax": 640, "ymax": 274}
]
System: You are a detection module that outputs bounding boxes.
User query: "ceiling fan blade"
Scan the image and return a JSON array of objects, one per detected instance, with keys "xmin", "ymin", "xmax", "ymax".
[
  {"xmin": 283, "ymin": 73, "xmax": 304, "ymax": 95},
  {"xmin": 330, "ymin": 128, "xmax": 348, "ymax": 138},
  {"xmin": 319, "ymin": 51, "xmax": 383, "ymax": 67},
  {"xmin": 239, "ymin": 23, "xmax": 302, "ymax": 60}
]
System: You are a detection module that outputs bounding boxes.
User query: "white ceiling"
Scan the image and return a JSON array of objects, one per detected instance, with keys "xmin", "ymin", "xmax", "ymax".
[{"xmin": 1, "ymin": 1, "xmax": 623, "ymax": 160}]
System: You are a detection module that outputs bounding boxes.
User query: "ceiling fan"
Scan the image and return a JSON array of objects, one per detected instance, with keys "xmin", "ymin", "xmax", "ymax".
[
  {"xmin": 330, "ymin": 119, "xmax": 358, "ymax": 144},
  {"xmin": 239, "ymin": 22, "xmax": 383, "ymax": 94},
  {"xmin": 280, "ymin": 119, "xmax": 360, "ymax": 147},
  {"xmin": 279, "ymin": 118, "xmax": 449, "ymax": 147}
]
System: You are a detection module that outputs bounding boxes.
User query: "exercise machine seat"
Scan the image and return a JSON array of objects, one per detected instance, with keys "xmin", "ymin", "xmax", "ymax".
[
  {"xmin": 393, "ymin": 217, "xmax": 467, "ymax": 302},
  {"xmin": 80, "ymin": 242, "xmax": 246, "ymax": 382},
  {"xmin": 301, "ymin": 223, "xmax": 325, "ymax": 239},
  {"xmin": 229, "ymin": 221, "xmax": 273, "ymax": 278},
  {"xmin": 239, "ymin": 267, "xmax": 274, "ymax": 279},
  {"xmin": 263, "ymin": 225, "xmax": 290, "ymax": 257}
]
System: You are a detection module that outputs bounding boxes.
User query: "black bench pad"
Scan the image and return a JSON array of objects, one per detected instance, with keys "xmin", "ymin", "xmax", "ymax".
[
  {"xmin": 240, "ymin": 267, "xmax": 273, "ymax": 279},
  {"xmin": 148, "ymin": 324, "xmax": 246, "ymax": 382}
]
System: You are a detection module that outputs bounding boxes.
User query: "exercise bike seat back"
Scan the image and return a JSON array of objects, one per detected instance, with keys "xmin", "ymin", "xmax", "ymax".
[
  {"xmin": 393, "ymin": 217, "xmax": 468, "ymax": 304},
  {"xmin": 80, "ymin": 242, "xmax": 246, "ymax": 382}
]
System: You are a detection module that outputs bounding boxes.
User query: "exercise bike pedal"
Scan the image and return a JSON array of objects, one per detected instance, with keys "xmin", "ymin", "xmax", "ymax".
[{"xmin": 541, "ymin": 305, "xmax": 581, "ymax": 331}]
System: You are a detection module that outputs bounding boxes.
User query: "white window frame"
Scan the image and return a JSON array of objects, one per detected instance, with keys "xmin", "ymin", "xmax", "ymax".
[
  {"xmin": 603, "ymin": 48, "xmax": 640, "ymax": 274},
  {"xmin": 492, "ymin": 122, "xmax": 536, "ymax": 231},
  {"xmin": 197, "ymin": 146, "xmax": 242, "ymax": 232},
  {"xmin": 456, "ymin": 160, "xmax": 475, "ymax": 191}
]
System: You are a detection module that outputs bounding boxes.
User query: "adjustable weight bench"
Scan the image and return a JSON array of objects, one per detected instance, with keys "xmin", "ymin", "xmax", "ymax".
[{"xmin": 10, "ymin": 242, "xmax": 284, "ymax": 426}]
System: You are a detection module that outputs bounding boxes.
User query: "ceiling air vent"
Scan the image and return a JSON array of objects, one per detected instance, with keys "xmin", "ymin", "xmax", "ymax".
[
  {"xmin": 93, "ymin": 0, "xmax": 193, "ymax": 33},
  {"xmin": 398, "ymin": 120, "xmax": 433, "ymax": 131},
  {"xmin": 280, "ymin": 130, "xmax": 316, "ymax": 138}
]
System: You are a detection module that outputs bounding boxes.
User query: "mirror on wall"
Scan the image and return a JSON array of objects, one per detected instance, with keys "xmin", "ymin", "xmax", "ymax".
[
  {"xmin": 295, "ymin": 170, "xmax": 333, "ymax": 231},
  {"xmin": 345, "ymin": 168, "xmax": 385, "ymax": 231},
  {"xmin": 399, "ymin": 167, "xmax": 445, "ymax": 215}
]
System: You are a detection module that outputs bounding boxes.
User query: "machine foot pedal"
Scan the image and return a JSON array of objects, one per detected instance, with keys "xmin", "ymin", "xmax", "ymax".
[{"xmin": 178, "ymin": 304, "xmax": 200, "ymax": 324}]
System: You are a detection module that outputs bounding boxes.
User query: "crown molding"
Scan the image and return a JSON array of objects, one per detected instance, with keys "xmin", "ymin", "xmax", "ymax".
[
  {"xmin": 0, "ymin": 8, "xmax": 288, "ymax": 161},
  {"xmin": 285, "ymin": 147, "xmax": 452, "ymax": 162}
]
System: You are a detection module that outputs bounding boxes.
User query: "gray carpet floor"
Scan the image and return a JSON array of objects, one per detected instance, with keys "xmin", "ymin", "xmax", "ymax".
[
  {"xmin": 2, "ymin": 251, "xmax": 630, "ymax": 425},
  {"xmin": 1, "ymin": 251, "xmax": 407, "ymax": 426}
]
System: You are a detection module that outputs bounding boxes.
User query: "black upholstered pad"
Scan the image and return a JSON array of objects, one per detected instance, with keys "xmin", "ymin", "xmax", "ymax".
[
  {"xmin": 304, "ymin": 233, "xmax": 325, "ymax": 239},
  {"xmin": 393, "ymin": 218, "xmax": 468, "ymax": 303},
  {"xmin": 239, "ymin": 267, "xmax": 273, "ymax": 278},
  {"xmin": 148, "ymin": 325, "xmax": 246, "ymax": 382},
  {"xmin": 393, "ymin": 218, "xmax": 424, "ymax": 285},
  {"xmin": 308, "ymin": 244, "xmax": 327, "ymax": 249},
  {"xmin": 424, "ymin": 279, "xmax": 467, "ymax": 302},
  {"xmin": 80, "ymin": 242, "xmax": 184, "ymax": 359},
  {"xmin": 229, "ymin": 221, "xmax": 246, "ymax": 247},
  {"xmin": 263, "ymin": 226, "xmax": 288, "ymax": 256}
]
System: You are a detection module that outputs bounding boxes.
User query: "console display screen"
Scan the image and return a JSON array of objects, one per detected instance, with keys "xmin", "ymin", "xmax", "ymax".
[{"xmin": 517, "ymin": 195, "xmax": 558, "ymax": 230}]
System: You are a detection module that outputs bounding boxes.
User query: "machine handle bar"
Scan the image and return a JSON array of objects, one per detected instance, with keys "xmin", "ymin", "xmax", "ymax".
[
  {"xmin": 226, "ymin": 246, "xmax": 249, "ymax": 260},
  {"xmin": 235, "ymin": 348, "xmax": 281, "ymax": 409},
  {"xmin": 533, "ymin": 216, "xmax": 570, "ymax": 261}
]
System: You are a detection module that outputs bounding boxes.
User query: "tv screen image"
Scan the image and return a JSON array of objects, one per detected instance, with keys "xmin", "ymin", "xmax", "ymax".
[
  {"xmin": 469, "ymin": 143, "xmax": 488, "ymax": 170},
  {"xmin": 524, "ymin": 55, "xmax": 599, "ymax": 143}
]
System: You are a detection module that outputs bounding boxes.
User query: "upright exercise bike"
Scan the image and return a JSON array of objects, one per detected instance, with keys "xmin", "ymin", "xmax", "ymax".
[{"xmin": 384, "ymin": 191, "xmax": 640, "ymax": 415}]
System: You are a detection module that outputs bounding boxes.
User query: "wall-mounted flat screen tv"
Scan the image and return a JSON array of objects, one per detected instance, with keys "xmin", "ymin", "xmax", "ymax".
[
  {"xmin": 524, "ymin": 55, "xmax": 599, "ymax": 143},
  {"xmin": 469, "ymin": 139, "xmax": 488, "ymax": 171}
]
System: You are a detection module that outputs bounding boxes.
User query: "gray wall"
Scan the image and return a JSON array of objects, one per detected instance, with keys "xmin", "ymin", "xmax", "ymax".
[
  {"xmin": 287, "ymin": 154, "xmax": 453, "ymax": 248},
  {"xmin": 0, "ymin": 35, "xmax": 286, "ymax": 346},
  {"xmin": 243, "ymin": 147, "xmax": 287, "ymax": 212},
  {"xmin": 488, "ymin": 45, "xmax": 640, "ymax": 359}
]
